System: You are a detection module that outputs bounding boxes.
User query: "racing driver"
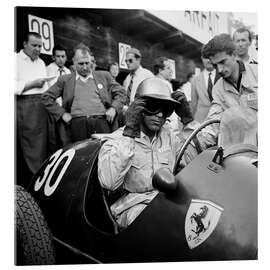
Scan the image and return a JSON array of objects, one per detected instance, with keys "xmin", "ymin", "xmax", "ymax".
[{"xmin": 98, "ymin": 77, "xmax": 191, "ymax": 228}]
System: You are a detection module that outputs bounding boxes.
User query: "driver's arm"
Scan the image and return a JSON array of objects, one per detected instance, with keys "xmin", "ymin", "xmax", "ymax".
[{"xmin": 98, "ymin": 134, "xmax": 135, "ymax": 191}]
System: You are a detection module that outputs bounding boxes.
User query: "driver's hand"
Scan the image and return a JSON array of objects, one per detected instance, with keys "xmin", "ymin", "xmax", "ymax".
[
  {"xmin": 197, "ymin": 132, "xmax": 216, "ymax": 149},
  {"xmin": 123, "ymin": 98, "xmax": 146, "ymax": 138},
  {"xmin": 171, "ymin": 91, "xmax": 193, "ymax": 125}
]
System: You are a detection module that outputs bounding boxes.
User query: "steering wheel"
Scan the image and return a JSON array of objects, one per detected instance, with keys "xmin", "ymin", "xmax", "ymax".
[{"xmin": 173, "ymin": 119, "xmax": 221, "ymax": 175}]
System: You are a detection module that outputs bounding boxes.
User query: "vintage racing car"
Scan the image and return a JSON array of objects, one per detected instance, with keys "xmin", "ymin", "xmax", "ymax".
[{"xmin": 15, "ymin": 120, "xmax": 258, "ymax": 265}]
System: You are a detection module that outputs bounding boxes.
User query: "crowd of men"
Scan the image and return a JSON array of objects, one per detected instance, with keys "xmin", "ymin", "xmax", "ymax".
[{"xmin": 15, "ymin": 27, "xmax": 257, "ymax": 228}]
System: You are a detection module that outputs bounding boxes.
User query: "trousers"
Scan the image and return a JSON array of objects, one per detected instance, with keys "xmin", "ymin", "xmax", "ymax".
[
  {"xmin": 70, "ymin": 115, "xmax": 111, "ymax": 143},
  {"xmin": 16, "ymin": 94, "xmax": 48, "ymax": 186}
]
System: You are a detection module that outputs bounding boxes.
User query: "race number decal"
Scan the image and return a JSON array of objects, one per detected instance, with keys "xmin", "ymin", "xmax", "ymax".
[
  {"xmin": 185, "ymin": 199, "xmax": 223, "ymax": 249},
  {"xmin": 34, "ymin": 148, "xmax": 75, "ymax": 196},
  {"xmin": 28, "ymin": 14, "xmax": 54, "ymax": 55}
]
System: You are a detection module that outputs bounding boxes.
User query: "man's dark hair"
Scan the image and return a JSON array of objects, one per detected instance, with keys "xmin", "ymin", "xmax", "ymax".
[
  {"xmin": 202, "ymin": 33, "xmax": 236, "ymax": 58},
  {"xmin": 52, "ymin": 44, "xmax": 67, "ymax": 56},
  {"xmin": 153, "ymin": 56, "xmax": 169, "ymax": 75},
  {"xmin": 233, "ymin": 27, "xmax": 252, "ymax": 42},
  {"xmin": 108, "ymin": 62, "xmax": 119, "ymax": 70},
  {"xmin": 23, "ymin": 32, "xmax": 42, "ymax": 43}
]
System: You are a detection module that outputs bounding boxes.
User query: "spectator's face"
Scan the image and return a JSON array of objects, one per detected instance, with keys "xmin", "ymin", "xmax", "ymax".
[
  {"xmin": 73, "ymin": 50, "xmax": 93, "ymax": 77},
  {"xmin": 125, "ymin": 53, "xmax": 140, "ymax": 72},
  {"xmin": 23, "ymin": 35, "xmax": 42, "ymax": 61},
  {"xmin": 53, "ymin": 50, "xmax": 67, "ymax": 68},
  {"xmin": 109, "ymin": 64, "xmax": 119, "ymax": 78},
  {"xmin": 210, "ymin": 52, "xmax": 237, "ymax": 79},
  {"xmin": 202, "ymin": 57, "xmax": 214, "ymax": 72},
  {"xmin": 233, "ymin": 31, "xmax": 251, "ymax": 57},
  {"xmin": 159, "ymin": 60, "xmax": 173, "ymax": 81}
]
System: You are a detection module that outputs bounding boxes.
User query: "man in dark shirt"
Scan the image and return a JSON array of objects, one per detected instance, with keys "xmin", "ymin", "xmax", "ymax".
[{"xmin": 42, "ymin": 43, "xmax": 126, "ymax": 145}]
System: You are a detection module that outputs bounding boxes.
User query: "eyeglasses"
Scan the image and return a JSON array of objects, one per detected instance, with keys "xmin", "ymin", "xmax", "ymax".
[{"xmin": 125, "ymin": 58, "xmax": 134, "ymax": 64}]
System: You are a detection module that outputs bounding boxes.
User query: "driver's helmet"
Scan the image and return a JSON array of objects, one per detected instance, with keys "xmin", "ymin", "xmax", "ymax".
[
  {"xmin": 135, "ymin": 77, "xmax": 179, "ymax": 118},
  {"xmin": 136, "ymin": 77, "xmax": 179, "ymax": 104}
]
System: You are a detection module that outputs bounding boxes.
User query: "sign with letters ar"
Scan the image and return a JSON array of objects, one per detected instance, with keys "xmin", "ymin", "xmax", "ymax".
[{"xmin": 28, "ymin": 14, "xmax": 54, "ymax": 55}]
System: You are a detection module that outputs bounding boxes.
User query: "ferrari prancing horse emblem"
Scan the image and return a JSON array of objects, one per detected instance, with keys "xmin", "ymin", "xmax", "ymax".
[{"xmin": 185, "ymin": 199, "xmax": 224, "ymax": 249}]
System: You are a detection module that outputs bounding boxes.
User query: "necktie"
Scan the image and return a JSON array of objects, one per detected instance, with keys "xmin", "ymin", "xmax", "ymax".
[
  {"xmin": 126, "ymin": 73, "xmax": 134, "ymax": 105},
  {"xmin": 207, "ymin": 72, "xmax": 213, "ymax": 102},
  {"xmin": 59, "ymin": 67, "xmax": 64, "ymax": 76}
]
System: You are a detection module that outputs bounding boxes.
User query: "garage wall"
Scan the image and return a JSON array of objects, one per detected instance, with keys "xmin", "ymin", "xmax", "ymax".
[{"xmin": 15, "ymin": 6, "xmax": 201, "ymax": 84}]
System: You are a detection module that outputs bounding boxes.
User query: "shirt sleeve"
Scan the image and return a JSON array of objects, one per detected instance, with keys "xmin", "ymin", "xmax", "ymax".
[
  {"xmin": 98, "ymin": 135, "xmax": 135, "ymax": 191},
  {"xmin": 201, "ymin": 84, "xmax": 224, "ymax": 140},
  {"xmin": 15, "ymin": 55, "xmax": 25, "ymax": 95},
  {"xmin": 190, "ymin": 78, "xmax": 198, "ymax": 116},
  {"xmin": 15, "ymin": 80, "xmax": 25, "ymax": 95}
]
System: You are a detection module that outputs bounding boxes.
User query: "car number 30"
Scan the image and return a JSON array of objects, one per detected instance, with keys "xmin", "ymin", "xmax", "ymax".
[{"xmin": 34, "ymin": 148, "xmax": 75, "ymax": 196}]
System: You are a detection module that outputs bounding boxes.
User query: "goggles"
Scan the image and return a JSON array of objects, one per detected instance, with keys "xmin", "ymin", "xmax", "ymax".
[{"xmin": 143, "ymin": 99, "xmax": 175, "ymax": 118}]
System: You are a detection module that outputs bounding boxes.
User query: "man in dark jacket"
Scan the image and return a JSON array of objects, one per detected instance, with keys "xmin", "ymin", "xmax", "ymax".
[{"xmin": 42, "ymin": 43, "xmax": 126, "ymax": 146}]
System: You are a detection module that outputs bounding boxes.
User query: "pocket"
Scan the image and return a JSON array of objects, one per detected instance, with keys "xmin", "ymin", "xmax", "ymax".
[
  {"xmin": 131, "ymin": 160, "xmax": 145, "ymax": 170},
  {"xmin": 159, "ymin": 155, "xmax": 169, "ymax": 165},
  {"xmin": 157, "ymin": 149, "xmax": 172, "ymax": 168}
]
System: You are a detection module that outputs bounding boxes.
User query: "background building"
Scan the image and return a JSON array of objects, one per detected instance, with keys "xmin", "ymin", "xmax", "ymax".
[{"xmin": 15, "ymin": 7, "xmax": 244, "ymax": 84}]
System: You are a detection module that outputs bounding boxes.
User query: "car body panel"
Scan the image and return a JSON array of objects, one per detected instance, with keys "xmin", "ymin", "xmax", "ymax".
[{"xmin": 27, "ymin": 138, "xmax": 257, "ymax": 263}]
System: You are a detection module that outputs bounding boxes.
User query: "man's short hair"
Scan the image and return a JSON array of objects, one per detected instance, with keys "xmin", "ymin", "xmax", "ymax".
[
  {"xmin": 202, "ymin": 33, "xmax": 236, "ymax": 58},
  {"xmin": 233, "ymin": 27, "xmax": 252, "ymax": 42},
  {"xmin": 126, "ymin": 47, "xmax": 141, "ymax": 59},
  {"xmin": 52, "ymin": 44, "xmax": 67, "ymax": 56},
  {"xmin": 153, "ymin": 56, "xmax": 169, "ymax": 75},
  {"xmin": 73, "ymin": 43, "xmax": 92, "ymax": 58},
  {"xmin": 108, "ymin": 62, "xmax": 119, "ymax": 69},
  {"xmin": 23, "ymin": 32, "xmax": 42, "ymax": 43}
]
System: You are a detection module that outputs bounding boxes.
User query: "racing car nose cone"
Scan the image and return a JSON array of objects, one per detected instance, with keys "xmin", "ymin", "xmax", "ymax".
[{"xmin": 152, "ymin": 168, "xmax": 178, "ymax": 193}]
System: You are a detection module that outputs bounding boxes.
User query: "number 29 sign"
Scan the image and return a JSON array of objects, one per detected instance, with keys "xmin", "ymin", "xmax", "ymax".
[{"xmin": 28, "ymin": 14, "xmax": 54, "ymax": 55}]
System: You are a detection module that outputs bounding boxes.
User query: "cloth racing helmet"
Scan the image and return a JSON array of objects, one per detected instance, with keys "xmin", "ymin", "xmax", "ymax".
[{"xmin": 135, "ymin": 77, "xmax": 179, "ymax": 118}]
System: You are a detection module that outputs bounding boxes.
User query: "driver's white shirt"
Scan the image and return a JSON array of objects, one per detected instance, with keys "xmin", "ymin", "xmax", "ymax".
[{"xmin": 98, "ymin": 125, "xmax": 183, "ymax": 227}]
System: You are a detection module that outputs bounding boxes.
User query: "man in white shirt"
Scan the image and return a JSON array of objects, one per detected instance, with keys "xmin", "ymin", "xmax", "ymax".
[
  {"xmin": 46, "ymin": 44, "xmax": 71, "ymax": 88},
  {"xmin": 191, "ymin": 55, "xmax": 220, "ymax": 123},
  {"xmin": 47, "ymin": 45, "xmax": 71, "ymax": 106},
  {"xmin": 123, "ymin": 47, "xmax": 153, "ymax": 105},
  {"xmin": 15, "ymin": 32, "xmax": 49, "ymax": 187},
  {"xmin": 153, "ymin": 56, "xmax": 194, "ymax": 132},
  {"xmin": 118, "ymin": 47, "xmax": 153, "ymax": 126},
  {"xmin": 233, "ymin": 27, "xmax": 258, "ymax": 65}
]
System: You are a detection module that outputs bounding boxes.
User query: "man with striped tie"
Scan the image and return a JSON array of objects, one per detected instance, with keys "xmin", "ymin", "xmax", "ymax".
[
  {"xmin": 122, "ymin": 48, "xmax": 153, "ymax": 117},
  {"xmin": 191, "ymin": 55, "xmax": 220, "ymax": 123}
]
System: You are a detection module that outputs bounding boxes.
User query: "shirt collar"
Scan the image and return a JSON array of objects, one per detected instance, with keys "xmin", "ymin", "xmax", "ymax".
[
  {"xmin": 130, "ymin": 65, "xmax": 142, "ymax": 76},
  {"xmin": 224, "ymin": 60, "xmax": 245, "ymax": 88},
  {"xmin": 204, "ymin": 68, "xmax": 216, "ymax": 76},
  {"xmin": 75, "ymin": 71, "xmax": 94, "ymax": 81},
  {"xmin": 19, "ymin": 49, "xmax": 38, "ymax": 62},
  {"xmin": 238, "ymin": 60, "xmax": 246, "ymax": 73},
  {"xmin": 135, "ymin": 128, "xmax": 162, "ymax": 144}
]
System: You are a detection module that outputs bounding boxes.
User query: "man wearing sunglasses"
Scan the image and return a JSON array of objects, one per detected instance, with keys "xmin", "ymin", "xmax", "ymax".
[
  {"xmin": 98, "ymin": 77, "xmax": 185, "ymax": 228},
  {"xmin": 123, "ymin": 47, "xmax": 153, "ymax": 106},
  {"xmin": 153, "ymin": 56, "xmax": 194, "ymax": 133}
]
